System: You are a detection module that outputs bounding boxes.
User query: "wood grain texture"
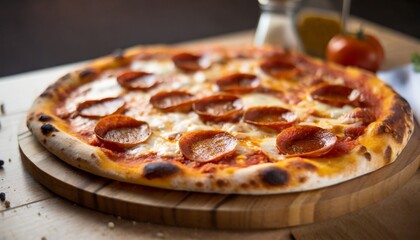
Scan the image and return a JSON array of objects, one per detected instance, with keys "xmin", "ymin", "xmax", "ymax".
[
  {"xmin": 18, "ymin": 122, "xmax": 420, "ymax": 229},
  {"xmin": 0, "ymin": 114, "xmax": 53, "ymax": 210},
  {"xmin": 0, "ymin": 197, "xmax": 292, "ymax": 240},
  {"xmin": 292, "ymin": 166, "xmax": 420, "ymax": 240}
]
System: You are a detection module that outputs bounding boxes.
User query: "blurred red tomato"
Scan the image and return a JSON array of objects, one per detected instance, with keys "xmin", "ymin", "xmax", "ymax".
[{"xmin": 326, "ymin": 30, "xmax": 384, "ymax": 72}]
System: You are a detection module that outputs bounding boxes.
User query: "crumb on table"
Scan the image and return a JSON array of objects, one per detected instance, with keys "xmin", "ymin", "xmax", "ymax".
[
  {"xmin": 0, "ymin": 192, "xmax": 5, "ymax": 201},
  {"xmin": 107, "ymin": 222, "xmax": 115, "ymax": 229},
  {"xmin": 0, "ymin": 103, "xmax": 5, "ymax": 114}
]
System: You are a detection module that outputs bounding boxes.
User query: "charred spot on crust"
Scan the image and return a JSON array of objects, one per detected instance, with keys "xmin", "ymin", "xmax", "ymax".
[
  {"xmin": 27, "ymin": 113, "xmax": 35, "ymax": 121},
  {"xmin": 358, "ymin": 146, "xmax": 367, "ymax": 154},
  {"xmin": 216, "ymin": 179, "xmax": 229, "ymax": 187},
  {"xmin": 195, "ymin": 182, "xmax": 203, "ymax": 188},
  {"xmin": 111, "ymin": 49, "xmax": 131, "ymax": 67},
  {"xmin": 112, "ymin": 49, "xmax": 125, "ymax": 60},
  {"xmin": 79, "ymin": 69, "xmax": 97, "ymax": 79},
  {"xmin": 143, "ymin": 162, "xmax": 180, "ymax": 180},
  {"xmin": 376, "ymin": 124, "xmax": 391, "ymax": 135},
  {"xmin": 298, "ymin": 176, "xmax": 307, "ymax": 183},
  {"xmin": 379, "ymin": 96, "xmax": 412, "ymax": 143},
  {"xmin": 288, "ymin": 161, "xmax": 317, "ymax": 171},
  {"xmin": 364, "ymin": 152, "xmax": 372, "ymax": 161},
  {"xmin": 259, "ymin": 167, "xmax": 289, "ymax": 186},
  {"xmin": 38, "ymin": 114, "xmax": 52, "ymax": 122},
  {"xmin": 40, "ymin": 74, "xmax": 72, "ymax": 99},
  {"xmin": 384, "ymin": 146, "xmax": 392, "ymax": 163},
  {"xmin": 249, "ymin": 180, "xmax": 257, "ymax": 186},
  {"xmin": 41, "ymin": 123, "xmax": 58, "ymax": 135},
  {"xmin": 39, "ymin": 87, "xmax": 53, "ymax": 98}
]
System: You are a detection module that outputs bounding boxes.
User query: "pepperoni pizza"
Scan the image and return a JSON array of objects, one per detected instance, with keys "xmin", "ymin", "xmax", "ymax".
[{"xmin": 26, "ymin": 45, "xmax": 414, "ymax": 194}]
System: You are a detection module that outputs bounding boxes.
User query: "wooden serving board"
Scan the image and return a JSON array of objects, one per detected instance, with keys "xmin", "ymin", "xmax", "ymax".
[{"xmin": 18, "ymin": 123, "xmax": 420, "ymax": 230}]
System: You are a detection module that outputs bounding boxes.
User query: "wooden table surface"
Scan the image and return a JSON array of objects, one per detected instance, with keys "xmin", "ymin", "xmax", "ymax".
[{"xmin": 1, "ymin": 18, "xmax": 420, "ymax": 239}]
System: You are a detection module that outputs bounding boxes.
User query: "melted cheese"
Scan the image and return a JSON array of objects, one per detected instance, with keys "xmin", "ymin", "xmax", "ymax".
[
  {"xmin": 85, "ymin": 77, "xmax": 122, "ymax": 100},
  {"xmin": 65, "ymin": 77, "xmax": 122, "ymax": 112},
  {"xmin": 64, "ymin": 55, "xmax": 364, "ymax": 160},
  {"xmin": 126, "ymin": 97, "xmax": 285, "ymax": 157},
  {"xmin": 131, "ymin": 60, "xmax": 175, "ymax": 74},
  {"xmin": 295, "ymin": 99, "xmax": 354, "ymax": 119},
  {"xmin": 128, "ymin": 135, "xmax": 180, "ymax": 156},
  {"xmin": 259, "ymin": 137, "xmax": 285, "ymax": 160},
  {"xmin": 241, "ymin": 93, "xmax": 290, "ymax": 109}
]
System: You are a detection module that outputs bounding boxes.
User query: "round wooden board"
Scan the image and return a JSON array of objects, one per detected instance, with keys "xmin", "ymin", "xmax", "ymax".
[{"xmin": 18, "ymin": 123, "xmax": 420, "ymax": 230}]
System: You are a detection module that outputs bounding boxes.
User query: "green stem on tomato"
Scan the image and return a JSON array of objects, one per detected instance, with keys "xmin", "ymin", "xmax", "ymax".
[{"xmin": 355, "ymin": 24, "xmax": 365, "ymax": 40}]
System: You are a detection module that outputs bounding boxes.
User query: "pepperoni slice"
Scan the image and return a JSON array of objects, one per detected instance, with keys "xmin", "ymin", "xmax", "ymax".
[
  {"xmin": 244, "ymin": 107, "xmax": 297, "ymax": 132},
  {"xmin": 117, "ymin": 71, "xmax": 159, "ymax": 90},
  {"xmin": 339, "ymin": 107, "xmax": 375, "ymax": 125},
  {"xmin": 310, "ymin": 85, "xmax": 359, "ymax": 106},
  {"xmin": 172, "ymin": 53, "xmax": 210, "ymax": 72},
  {"xmin": 178, "ymin": 130, "xmax": 237, "ymax": 162},
  {"xmin": 76, "ymin": 97, "xmax": 125, "ymax": 119},
  {"xmin": 324, "ymin": 138, "xmax": 358, "ymax": 158},
  {"xmin": 193, "ymin": 95, "xmax": 243, "ymax": 122},
  {"xmin": 276, "ymin": 126, "xmax": 337, "ymax": 158},
  {"xmin": 260, "ymin": 57, "xmax": 298, "ymax": 78},
  {"xmin": 344, "ymin": 126, "xmax": 366, "ymax": 140},
  {"xmin": 94, "ymin": 115, "xmax": 151, "ymax": 149},
  {"xmin": 150, "ymin": 91, "xmax": 195, "ymax": 112},
  {"xmin": 216, "ymin": 73, "xmax": 260, "ymax": 93}
]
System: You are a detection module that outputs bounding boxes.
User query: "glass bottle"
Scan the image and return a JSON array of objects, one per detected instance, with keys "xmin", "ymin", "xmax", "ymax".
[{"xmin": 254, "ymin": 0, "xmax": 304, "ymax": 51}]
